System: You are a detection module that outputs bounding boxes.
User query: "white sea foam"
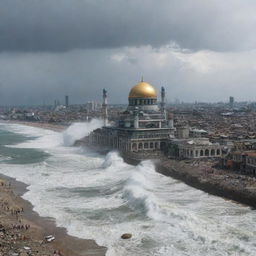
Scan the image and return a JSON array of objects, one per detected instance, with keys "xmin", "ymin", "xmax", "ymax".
[
  {"xmin": 0, "ymin": 121, "xmax": 256, "ymax": 256},
  {"xmin": 0, "ymin": 155, "xmax": 12, "ymax": 162},
  {"xmin": 62, "ymin": 119, "xmax": 103, "ymax": 146},
  {"xmin": 2, "ymin": 119, "xmax": 102, "ymax": 149}
]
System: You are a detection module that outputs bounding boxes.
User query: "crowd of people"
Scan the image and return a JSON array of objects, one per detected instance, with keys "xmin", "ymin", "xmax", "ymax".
[{"xmin": 0, "ymin": 178, "xmax": 65, "ymax": 256}]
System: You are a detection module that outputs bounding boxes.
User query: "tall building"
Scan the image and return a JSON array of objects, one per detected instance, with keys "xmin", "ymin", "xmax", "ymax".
[
  {"xmin": 83, "ymin": 80, "xmax": 175, "ymax": 160},
  {"xmin": 65, "ymin": 95, "xmax": 69, "ymax": 108},
  {"xmin": 229, "ymin": 96, "xmax": 234, "ymax": 108}
]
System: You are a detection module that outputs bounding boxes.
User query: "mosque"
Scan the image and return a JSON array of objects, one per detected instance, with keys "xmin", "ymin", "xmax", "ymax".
[
  {"xmin": 76, "ymin": 79, "xmax": 225, "ymax": 161},
  {"xmin": 83, "ymin": 80, "xmax": 175, "ymax": 160}
]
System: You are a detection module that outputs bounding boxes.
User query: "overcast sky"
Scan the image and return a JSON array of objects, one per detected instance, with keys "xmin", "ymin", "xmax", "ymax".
[{"xmin": 1, "ymin": 0, "xmax": 256, "ymax": 105}]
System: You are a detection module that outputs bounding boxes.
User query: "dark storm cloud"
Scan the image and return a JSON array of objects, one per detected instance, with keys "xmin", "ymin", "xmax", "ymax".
[
  {"xmin": 1, "ymin": 47, "xmax": 256, "ymax": 105},
  {"xmin": 1, "ymin": 0, "xmax": 256, "ymax": 52},
  {"xmin": 1, "ymin": 0, "xmax": 256, "ymax": 105}
]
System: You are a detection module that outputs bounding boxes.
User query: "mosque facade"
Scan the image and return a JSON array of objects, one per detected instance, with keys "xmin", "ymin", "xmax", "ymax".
[
  {"xmin": 84, "ymin": 80, "xmax": 175, "ymax": 160},
  {"xmin": 79, "ymin": 80, "xmax": 224, "ymax": 161}
]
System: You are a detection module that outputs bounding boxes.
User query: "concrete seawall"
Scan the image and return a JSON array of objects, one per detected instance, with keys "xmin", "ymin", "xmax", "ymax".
[{"xmin": 155, "ymin": 161, "xmax": 256, "ymax": 209}]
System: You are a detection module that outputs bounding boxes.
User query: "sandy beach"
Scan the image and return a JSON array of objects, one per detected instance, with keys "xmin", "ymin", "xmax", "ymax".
[
  {"xmin": 0, "ymin": 174, "xmax": 106, "ymax": 256},
  {"xmin": 1, "ymin": 120, "xmax": 256, "ymax": 255},
  {"xmin": 0, "ymin": 119, "xmax": 107, "ymax": 256},
  {"xmin": 3, "ymin": 120, "xmax": 256, "ymax": 253}
]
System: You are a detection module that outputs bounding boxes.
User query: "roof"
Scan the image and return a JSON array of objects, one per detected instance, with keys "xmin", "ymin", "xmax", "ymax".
[{"xmin": 128, "ymin": 81, "xmax": 157, "ymax": 99}]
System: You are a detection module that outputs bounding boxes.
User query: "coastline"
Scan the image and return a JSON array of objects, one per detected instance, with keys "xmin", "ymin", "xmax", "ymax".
[
  {"xmin": 155, "ymin": 159, "xmax": 256, "ymax": 209},
  {"xmin": 2, "ymin": 120, "xmax": 256, "ymax": 255},
  {"xmin": 0, "ymin": 173, "xmax": 107, "ymax": 256},
  {"xmin": 1, "ymin": 120, "xmax": 68, "ymax": 132},
  {"xmin": 0, "ymin": 120, "xmax": 107, "ymax": 256},
  {"xmin": 76, "ymin": 139, "xmax": 256, "ymax": 209},
  {"xmin": 95, "ymin": 150, "xmax": 256, "ymax": 209}
]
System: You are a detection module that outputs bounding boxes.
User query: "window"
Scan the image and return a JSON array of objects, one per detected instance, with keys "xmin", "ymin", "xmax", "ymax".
[{"xmin": 160, "ymin": 142, "xmax": 166, "ymax": 149}]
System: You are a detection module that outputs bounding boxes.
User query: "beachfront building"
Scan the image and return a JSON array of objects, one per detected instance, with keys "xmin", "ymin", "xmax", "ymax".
[
  {"xmin": 167, "ymin": 137, "xmax": 224, "ymax": 159},
  {"xmin": 83, "ymin": 80, "xmax": 175, "ymax": 160},
  {"xmin": 224, "ymin": 151, "xmax": 256, "ymax": 176},
  {"xmin": 245, "ymin": 152, "xmax": 256, "ymax": 175}
]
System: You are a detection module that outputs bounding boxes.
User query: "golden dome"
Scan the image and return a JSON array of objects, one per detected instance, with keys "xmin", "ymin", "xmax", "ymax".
[{"xmin": 128, "ymin": 81, "xmax": 157, "ymax": 99}]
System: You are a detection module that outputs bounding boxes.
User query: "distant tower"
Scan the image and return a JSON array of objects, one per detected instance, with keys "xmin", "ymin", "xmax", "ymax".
[
  {"xmin": 102, "ymin": 89, "xmax": 108, "ymax": 126},
  {"xmin": 65, "ymin": 95, "xmax": 69, "ymax": 108},
  {"xmin": 229, "ymin": 96, "xmax": 234, "ymax": 108},
  {"xmin": 161, "ymin": 86, "xmax": 165, "ymax": 110},
  {"xmin": 161, "ymin": 86, "xmax": 166, "ymax": 116}
]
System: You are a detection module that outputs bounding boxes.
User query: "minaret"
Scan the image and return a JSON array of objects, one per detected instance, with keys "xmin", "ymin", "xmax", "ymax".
[
  {"xmin": 102, "ymin": 88, "xmax": 108, "ymax": 126},
  {"xmin": 161, "ymin": 86, "xmax": 166, "ymax": 116}
]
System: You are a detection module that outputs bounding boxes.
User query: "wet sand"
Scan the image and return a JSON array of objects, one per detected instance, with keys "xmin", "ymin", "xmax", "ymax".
[
  {"xmin": 0, "ymin": 121, "xmax": 108, "ymax": 255},
  {"xmin": 3, "ymin": 120, "xmax": 256, "ymax": 253},
  {"xmin": 0, "ymin": 173, "xmax": 107, "ymax": 256},
  {"xmin": 0, "ymin": 121, "xmax": 107, "ymax": 255}
]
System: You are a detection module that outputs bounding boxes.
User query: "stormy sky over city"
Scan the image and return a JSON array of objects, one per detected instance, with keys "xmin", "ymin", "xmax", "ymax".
[{"xmin": 1, "ymin": 0, "xmax": 256, "ymax": 105}]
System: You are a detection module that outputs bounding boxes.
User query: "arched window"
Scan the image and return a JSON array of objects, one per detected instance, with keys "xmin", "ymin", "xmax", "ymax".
[
  {"xmin": 217, "ymin": 149, "xmax": 220, "ymax": 155},
  {"xmin": 132, "ymin": 143, "xmax": 137, "ymax": 150},
  {"xmin": 155, "ymin": 142, "xmax": 158, "ymax": 149},
  {"xmin": 139, "ymin": 143, "xmax": 143, "ymax": 149},
  {"xmin": 211, "ymin": 149, "xmax": 215, "ymax": 156},
  {"xmin": 144, "ymin": 142, "xmax": 149, "ymax": 149},
  {"xmin": 205, "ymin": 149, "xmax": 209, "ymax": 156},
  {"xmin": 200, "ymin": 150, "xmax": 204, "ymax": 156},
  {"xmin": 150, "ymin": 142, "xmax": 154, "ymax": 148}
]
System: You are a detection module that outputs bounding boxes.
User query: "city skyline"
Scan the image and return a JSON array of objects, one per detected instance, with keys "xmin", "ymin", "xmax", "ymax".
[{"xmin": 1, "ymin": 0, "xmax": 256, "ymax": 105}]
